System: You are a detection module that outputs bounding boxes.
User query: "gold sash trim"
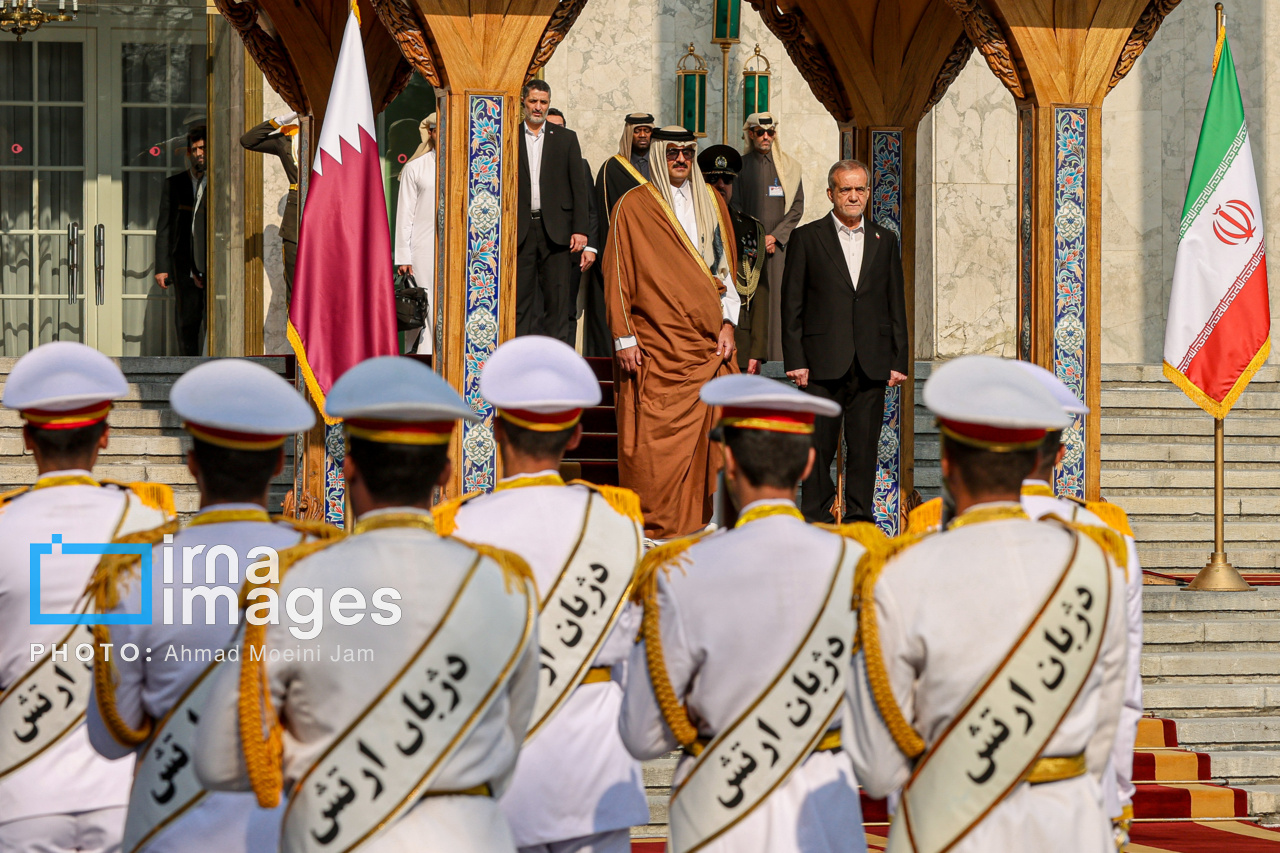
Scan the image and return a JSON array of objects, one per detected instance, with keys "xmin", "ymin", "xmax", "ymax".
[
  {"xmin": 1024, "ymin": 753, "xmax": 1086, "ymax": 785},
  {"xmin": 422, "ymin": 783, "xmax": 492, "ymax": 798},
  {"xmin": 494, "ymin": 473, "xmax": 566, "ymax": 491},
  {"xmin": 581, "ymin": 666, "xmax": 613, "ymax": 685},
  {"xmin": 33, "ymin": 474, "xmax": 100, "ymax": 490},
  {"xmin": 186, "ymin": 508, "xmax": 272, "ymax": 527},
  {"xmin": 353, "ymin": 512, "xmax": 436, "ymax": 535},
  {"xmin": 815, "ymin": 729, "xmax": 842, "ymax": 752}
]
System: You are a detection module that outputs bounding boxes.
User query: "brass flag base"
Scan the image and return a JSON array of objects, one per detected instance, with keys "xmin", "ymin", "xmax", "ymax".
[{"xmin": 1184, "ymin": 552, "xmax": 1253, "ymax": 592}]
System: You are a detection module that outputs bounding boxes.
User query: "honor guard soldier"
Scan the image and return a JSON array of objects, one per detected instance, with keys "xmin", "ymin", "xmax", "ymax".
[
  {"xmin": 0, "ymin": 342, "xmax": 175, "ymax": 853},
  {"xmin": 619, "ymin": 373, "xmax": 881, "ymax": 853},
  {"xmin": 1013, "ymin": 361, "xmax": 1144, "ymax": 848},
  {"xmin": 194, "ymin": 357, "xmax": 540, "ymax": 853},
  {"xmin": 436, "ymin": 336, "xmax": 648, "ymax": 853},
  {"xmin": 85, "ymin": 359, "xmax": 332, "ymax": 853},
  {"xmin": 845, "ymin": 355, "xmax": 1129, "ymax": 853}
]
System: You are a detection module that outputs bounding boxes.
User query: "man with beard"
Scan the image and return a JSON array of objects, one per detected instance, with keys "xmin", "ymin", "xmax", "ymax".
[
  {"xmin": 603, "ymin": 126, "xmax": 740, "ymax": 540},
  {"xmin": 155, "ymin": 126, "xmax": 208, "ymax": 355},
  {"xmin": 736, "ymin": 112, "xmax": 803, "ymax": 362},
  {"xmin": 583, "ymin": 113, "xmax": 654, "ymax": 357},
  {"xmin": 699, "ymin": 144, "xmax": 769, "ymax": 374}
]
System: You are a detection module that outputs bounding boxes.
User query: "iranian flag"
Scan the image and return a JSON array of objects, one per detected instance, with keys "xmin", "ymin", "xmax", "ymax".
[{"xmin": 1164, "ymin": 33, "xmax": 1271, "ymax": 418}]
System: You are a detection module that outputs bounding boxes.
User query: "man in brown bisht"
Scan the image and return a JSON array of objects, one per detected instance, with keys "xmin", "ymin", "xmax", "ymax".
[{"xmin": 604, "ymin": 125, "xmax": 741, "ymax": 540}]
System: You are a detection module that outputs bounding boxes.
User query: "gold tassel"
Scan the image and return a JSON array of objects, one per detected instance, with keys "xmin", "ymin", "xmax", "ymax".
[
  {"xmin": 855, "ymin": 533, "xmax": 926, "ymax": 760},
  {"xmin": 906, "ymin": 497, "xmax": 942, "ymax": 536},
  {"xmin": 100, "ymin": 480, "xmax": 176, "ymax": 518},
  {"xmin": 432, "ymin": 492, "xmax": 481, "ymax": 538},
  {"xmin": 275, "ymin": 516, "xmax": 346, "ymax": 541},
  {"xmin": 642, "ymin": 591, "xmax": 700, "ymax": 751},
  {"xmin": 86, "ymin": 520, "xmax": 179, "ymax": 747},
  {"xmin": 1086, "ymin": 500, "xmax": 1134, "ymax": 538},
  {"xmin": 1061, "ymin": 519, "xmax": 1129, "ymax": 576},
  {"xmin": 631, "ymin": 531, "xmax": 711, "ymax": 606},
  {"xmin": 570, "ymin": 481, "xmax": 645, "ymax": 526},
  {"xmin": 239, "ymin": 537, "xmax": 342, "ymax": 807}
]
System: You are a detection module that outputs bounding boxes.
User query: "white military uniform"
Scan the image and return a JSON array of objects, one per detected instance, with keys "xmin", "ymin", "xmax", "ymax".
[
  {"xmin": 845, "ymin": 355, "xmax": 1128, "ymax": 853},
  {"xmin": 450, "ymin": 476, "xmax": 647, "ymax": 853},
  {"xmin": 621, "ymin": 503, "xmax": 867, "ymax": 853},
  {"xmin": 0, "ymin": 475, "xmax": 168, "ymax": 849},
  {"xmin": 0, "ymin": 342, "xmax": 173, "ymax": 852},
  {"xmin": 1021, "ymin": 480, "xmax": 1144, "ymax": 822},
  {"xmin": 87, "ymin": 507, "xmax": 306, "ymax": 853},
  {"xmin": 194, "ymin": 509, "xmax": 540, "ymax": 852}
]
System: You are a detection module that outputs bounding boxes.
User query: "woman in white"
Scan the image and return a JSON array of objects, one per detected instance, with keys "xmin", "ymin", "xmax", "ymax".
[{"xmin": 395, "ymin": 112, "xmax": 437, "ymax": 355}]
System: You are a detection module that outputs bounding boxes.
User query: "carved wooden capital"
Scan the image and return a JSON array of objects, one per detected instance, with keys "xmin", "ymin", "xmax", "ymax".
[
  {"xmin": 215, "ymin": 0, "xmax": 307, "ymax": 114},
  {"xmin": 369, "ymin": 0, "xmax": 442, "ymax": 88},
  {"xmin": 526, "ymin": 0, "xmax": 589, "ymax": 83},
  {"xmin": 746, "ymin": 0, "xmax": 852, "ymax": 124},
  {"xmin": 1109, "ymin": 0, "xmax": 1181, "ymax": 92},
  {"xmin": 922, "ymin": 32, "xmax": 973, "ymax": 116},
  {"xmin": 943, "ymin": 0, "xmax": 1025, "ymax": 100}
]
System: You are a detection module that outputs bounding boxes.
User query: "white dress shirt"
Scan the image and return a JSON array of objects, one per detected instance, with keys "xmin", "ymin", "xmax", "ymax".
[
  {"xmin": 832, "ymin": 212, "xmax": 865, "ymax": 289},
  {"xmin": 524, "ymin": 122, "xmax": 545, "ymax": 212}
]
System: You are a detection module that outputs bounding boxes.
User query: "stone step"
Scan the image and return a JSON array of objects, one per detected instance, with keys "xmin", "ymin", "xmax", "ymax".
[
  {"xmin": 1131, "ymin": 520, "xmax": 1278, "ymax": 543},
  {"xmin": 1111, "ymin": 495, "xmax": 1280, "ymax": 517},
  {"xmin": 1168, "ymin": 716, "xmax": 1280, "ymax": 749},
  {"xmin": 1103, "ymin": 443, "xmax": 1280, "ymax": 464},
  {"xmin": 1101, "ymin": 363, "xmax": 1280, "ymax": 384},
  {"xmin": 1142, "ymin": 683, "xmax": 1280, "ymax": 716},
  {"xmin": 1103, "ymin": 469, "xmax": 1280, "ymax": 489},
  {"xmin": 1143, "ymin": 588, "xmax": 1280, "ymax": 620},
  {"xmin": 1100, "ymin": 389, "xmax": 1280, "ymax": 412},
  {"xmin": 1101, "ymin": 416, "xmax": 1280, "ymax": 437},
  {"xmin": 1145, "ymin": 620, "xmax": 1280, "ymax": 652},
  {"xmin": 1136, "ymin": 548, "xmax": 1280, "ymax": 571},
  {"xmin": 1204, "ymin": 752, "xmax": 1280, "ymax": 784},
  {"xmin": 1142, "ymin": 652, "xmax": 1280, "ymax": 683}
]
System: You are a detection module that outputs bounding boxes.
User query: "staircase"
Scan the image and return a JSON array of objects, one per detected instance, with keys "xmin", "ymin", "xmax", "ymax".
[
  {"xmin": 565, "ymin": 357, "xmax": 619, "ymax": 485},
  {"xmin": 0, "ymin": 356, "xmax": 296, "ymax": 515}
]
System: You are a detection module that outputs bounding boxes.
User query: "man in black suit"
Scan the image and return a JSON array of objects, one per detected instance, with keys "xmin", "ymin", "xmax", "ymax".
[
  {"xmin": 547, "ymin": 107, "xmax": 599, "ymax": 344},
  {"xmin": 240, "ymin": 112, "xmax": 299, "ymax": 300},
  {"xmin": 781, "ymin": 159, "xmax": 908, "ymax": 523},
  {"xmin": 155, "ymin": 126, "xmax": 207, "ymax": 356},
  {"xmin": 517, "ymin": 81, "xmax": 591, "ymax": 343}
]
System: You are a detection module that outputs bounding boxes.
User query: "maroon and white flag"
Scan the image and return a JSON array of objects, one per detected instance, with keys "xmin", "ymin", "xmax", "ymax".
[{"xmin": 288, "ymin": 2, "xmax": 397, "ymax": 415}]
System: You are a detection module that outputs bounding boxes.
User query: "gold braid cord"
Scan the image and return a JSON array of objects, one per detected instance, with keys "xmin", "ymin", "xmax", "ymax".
[
  {"xmin": 431, "ymin": 492, "xmax": 482, "ymax": 538},
  {"xmin": 239, "ymin": 536, "xmax": 343, "ymax": 807},
  {"xmin": 855, "ymin": 533, "xmax": 927, "ymax": 760},
  {"xmin": 570, "ymin": 481, "xmax": 645, "ymax": 527},
  {"xmin": 87, "ymin": 520, "xmax": 181, "ymax": 748},
  {"xmin": 630, "ymin": 532, "xmax": 712, "ymax": 753}
]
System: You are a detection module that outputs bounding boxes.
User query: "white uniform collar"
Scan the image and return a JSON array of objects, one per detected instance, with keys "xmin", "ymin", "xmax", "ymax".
[
  {"xmin": 38, "ymin": 468, "xmax": 94, "ymax": 480},
  {"xmin": 1022, "ymin": 479, "xmax": 1051, "ymax": 489},
  {"xmin": 195, "ymin": 501, "xmax": 268, "ymax": 515},
  {"xmin": 739, "ymin": 498, "xmax": 798, "ymax": 514},
  {"xmin": 356, "ymin": 506, "xmax": 433, "ymax": 521},
  {"xmin": 498, "ymin": 468, "xmax": 559, "ymax": 484}
]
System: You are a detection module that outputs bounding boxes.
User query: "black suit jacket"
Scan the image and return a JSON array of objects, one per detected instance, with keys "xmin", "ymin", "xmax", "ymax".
[
  {"xmin": 517, "ymin": 122, "xmax": 590, "ymax": 246},
  {"xmin": 781, "ymin": 214, "xmax": 908, "ymax": 381},
  {"xmin": 240, "ymin": 120, "xmax": 299, "ymax": 242},
  {"xmin": 155, "ymin": 171, "xmax": 207, "ymax": 279}
]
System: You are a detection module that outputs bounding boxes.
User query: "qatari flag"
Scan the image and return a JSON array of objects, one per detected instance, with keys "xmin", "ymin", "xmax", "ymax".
[{"xmin": 288, "ymin": 2, "xmax": 397, "ymax": 416}]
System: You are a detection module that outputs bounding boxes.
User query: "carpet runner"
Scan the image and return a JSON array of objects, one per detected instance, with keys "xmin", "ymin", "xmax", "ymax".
[{"xmin": 630, "ymin": 718, "xmax": 1280, "ymax": 851}]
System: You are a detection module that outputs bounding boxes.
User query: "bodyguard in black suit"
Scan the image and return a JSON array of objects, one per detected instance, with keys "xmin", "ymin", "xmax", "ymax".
[
  {"xmin": 782, "ymin": 159, "xmax": 909, "ymax": 523},
  {"xmin": 516, "ymin": 81, "xmax": 591, "ymax": 343},
  {"xmin": 154, "ymin": 126, "xmax": 207, "ymax": 356}
]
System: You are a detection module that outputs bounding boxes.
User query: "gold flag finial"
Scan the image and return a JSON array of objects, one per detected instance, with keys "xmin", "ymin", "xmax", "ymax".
[{"xmin": 1212, "ymin": 3, "xmax": 1225, "ymax": 75}]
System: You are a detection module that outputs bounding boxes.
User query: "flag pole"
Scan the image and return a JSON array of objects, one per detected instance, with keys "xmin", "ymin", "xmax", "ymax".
[{"xmin": 1185, "ymin": 4, "xmax": 1252, "ymax": 593}]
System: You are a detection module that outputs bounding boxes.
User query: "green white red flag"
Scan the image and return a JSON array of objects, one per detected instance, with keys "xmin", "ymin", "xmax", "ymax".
[{"xmin": 1164, "ymin": 32, "xmax": 1271, "ymax": 418}]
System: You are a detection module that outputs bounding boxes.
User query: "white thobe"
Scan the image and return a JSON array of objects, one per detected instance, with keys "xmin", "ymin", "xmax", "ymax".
[
  {"xmin": 394, "ymin": 150, "xmax": 436, "ymax": 355},
  {"xmin": 449, "ymin": 476, "xmax": 648, "ymax": 849},
  {"xmin": 86, "ymin": 505, "xmax": 308, "ymax": 853},
  {"xmin": 0, "ymin": 472, "xmax": 168, "ymax": 837},
  {"xmin": 1021, "ymin": 481, "xmax": 1144, "ymax": 819},
  {"xmin": 620, "ymin": 502, "xmax": 867, "ymax": 853},
  {"xmin": 844, "ymin": 504, "xmax": 1127, "ymax": 853},
  {"xmin": 194, "ymin": 508, "xmax": 541, "ymax": 853}
]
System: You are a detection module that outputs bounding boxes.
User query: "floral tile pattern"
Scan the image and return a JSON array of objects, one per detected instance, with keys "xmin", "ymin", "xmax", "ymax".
[
  {"xmin": 461, "ymin": 94, "xmax": 503, "ymax": 493},
  {"xmin": 324, "ymin": 422, "xmax": 345, "ymax": 527},
  {"xmin": 1018, "ymin": 105, "xmax": 1033, "ymax": 362},
  {"xmin": 870, "ymin": 129, "xmax": 902, "ymax": 535},
  {"xmin": 1052, "ymin": 107, "xmax": 1087, "ymax": 499}
]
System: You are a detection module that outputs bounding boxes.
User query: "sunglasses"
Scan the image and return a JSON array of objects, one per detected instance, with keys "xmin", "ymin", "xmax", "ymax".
[
  {"xmin": 751, "ymin": 128, "xmax": 777, "ymax": 137},
  {"xmin": 665, "ymin": 148, "xmax": 695, "ymax": 162}
]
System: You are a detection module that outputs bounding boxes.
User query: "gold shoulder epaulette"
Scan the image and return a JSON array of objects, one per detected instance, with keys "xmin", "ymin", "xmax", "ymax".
[
  {"xmin": 274, "ymin": 516, "xmax": 346, "ymax": 542},
  {"xmin": 457, "ymin": 540, "xmax": 536, "ymax": 595},
  {"xmin": 570, "ymin": 480, "xmax": 645, "ymax": 526},
  {"xmin": 0, "ymin": 485, "xmax": 30, "ymax": 506},
  {"xmin": 631, "ymin": 530, "xmax": 713, "ymax": 606},
  {"xmin": 1061, "ymin": 519, "xmax": 1128, "ymax": 576},
  {"xmin": 101, "ymin": 479, "xmax": 176, "ymax": 518},
  {"xmin": 1086, "ymin": 500, "xmax": 1134, "ymax": 538},
  {"xmin": 906, "ymin": 497, "xmax": 942, "ymax": 536},
  {"xmin": 431, "ymin": 491, "xmax": 483, "ymax": 537},
  {"xmin": 854, "ymin": 531, "xmax": 926, "ymax": 760},
  {"xmin": 817, "ymin": 520, "xmax": 888, "ymax": 557},
  {"xmin": 88, "ymin": 518, "xmax": 180, "ymax": 749}
]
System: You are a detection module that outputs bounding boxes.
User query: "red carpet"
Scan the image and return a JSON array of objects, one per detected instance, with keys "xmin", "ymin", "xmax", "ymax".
[{"xmin": 630, "ymin": 718, "xmax": 1280, "ymax": 850}]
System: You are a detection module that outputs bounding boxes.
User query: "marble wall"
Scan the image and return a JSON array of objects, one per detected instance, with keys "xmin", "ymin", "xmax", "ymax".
[{"xmin": 542, "ymin": 0, "xmax": 839, "ymax": 229}]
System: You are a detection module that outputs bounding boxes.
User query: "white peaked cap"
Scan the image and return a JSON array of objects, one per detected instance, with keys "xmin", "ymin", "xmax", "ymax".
[
  {"xmin": 1014, "ymin": 360, "xmax": 1090, "ymax": 416},
  {"xmin": 2, "ymin": 341, "xmax": 128, "ymax": 412},
  {"xmin": 326, "ymin": 356, "xmax": 477, "ymax": 424},
  {"xmin": 924, "ymin": 355, "xmax": 1070, "ymax": 450},
  {"xmin": 481, "ymin": 336, "xmax": 601, "ymax": 414},
  {"xmin": 171, "ymin": 359, "xmax": 314, "ymax": 445},
  {"xmin": 702, "ymin": 374, "xmax": 838, "ymax": 436}
]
